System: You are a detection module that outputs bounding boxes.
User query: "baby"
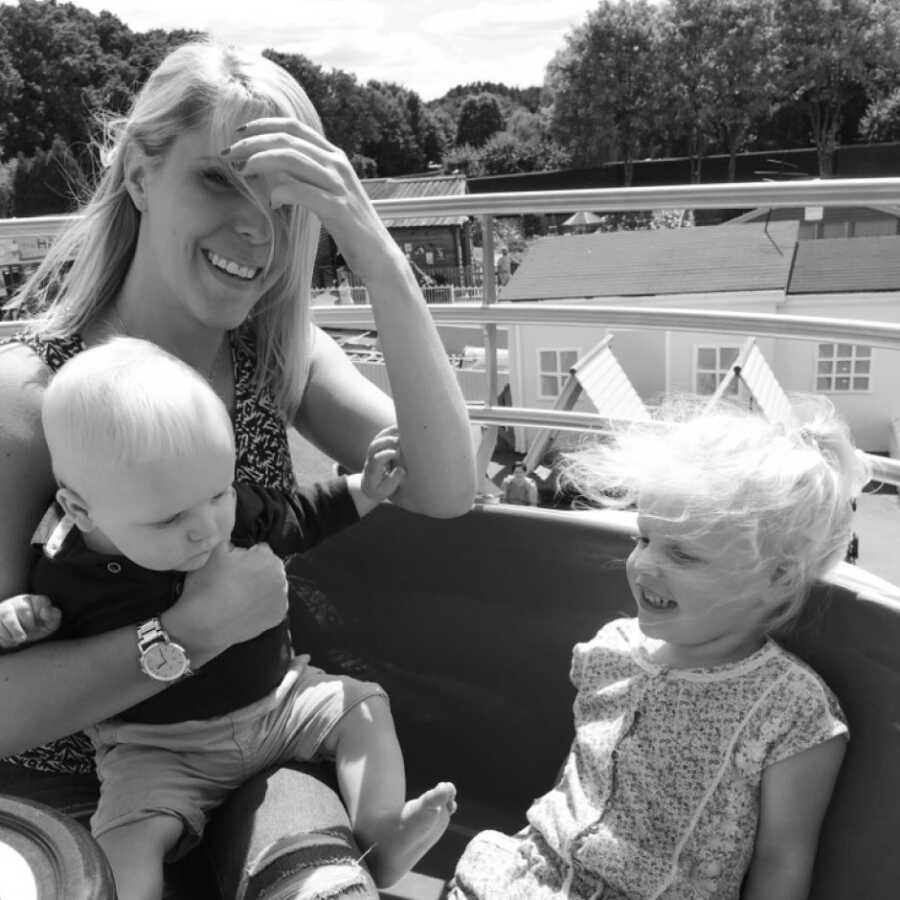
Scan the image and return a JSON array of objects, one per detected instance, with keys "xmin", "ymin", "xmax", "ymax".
[{"xmin": 2, "ymin": 337, "xmax": 455, "ymax": 899}]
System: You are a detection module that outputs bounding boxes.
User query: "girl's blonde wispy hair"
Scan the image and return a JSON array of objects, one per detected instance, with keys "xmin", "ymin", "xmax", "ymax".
[{"xmin": 560, "ymin": 394, "xmax": 871, "ymax": 630}]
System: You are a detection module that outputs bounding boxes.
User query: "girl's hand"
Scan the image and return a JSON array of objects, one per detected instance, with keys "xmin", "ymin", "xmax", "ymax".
[
  {"xmin": 0, "ymin": 593, "xmax": 62, "ymax": 649},
  {"xmin": 360, "ymin": 425, "xmax": 406, "ymax": 503},
  {"xmin": 222, "ymin": 118, "xmax": 400, "ymax": 283},
  {"xmin": 163, "ymin": 542, "xmax": 288, "ymax": 666}
]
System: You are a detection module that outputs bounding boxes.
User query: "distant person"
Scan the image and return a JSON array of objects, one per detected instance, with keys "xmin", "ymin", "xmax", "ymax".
[
  {"xmin": 496, "ymin": 248, "xmax": 512, "ymax": 286},
  {"xmin": 337, "ymin": 267, "xmax": 354, "ymax": 304},
  {"xmin": 501, "ymin": 461, "xmax": 538, "ymax": 506},
  {"xmin": 450, "ymin": 395, "xmax": 868, "ymax": 900},
  {"xmin": 846, "ymin": 531, "xmax": 860, "ymax": 564},
  {"xmin": 0, "ymin": 338, "xmax": 456, "ymax": 899}
]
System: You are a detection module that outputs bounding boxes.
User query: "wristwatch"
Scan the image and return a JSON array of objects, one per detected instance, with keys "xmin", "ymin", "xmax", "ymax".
[{"xmin": 136, "ymin": 618, "xmax": 192, "ymax": 682}]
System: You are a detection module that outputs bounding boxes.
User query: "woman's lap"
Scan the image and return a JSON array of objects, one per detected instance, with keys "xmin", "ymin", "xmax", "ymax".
[{"xmin": 0, "ymin": 760, "xmax": 377, "ymax": 900}]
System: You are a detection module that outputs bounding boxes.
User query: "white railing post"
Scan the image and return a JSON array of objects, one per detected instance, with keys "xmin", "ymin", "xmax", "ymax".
[{"xmin": 481, "ymin": 215, "xmax": 498, "ymax": 409}]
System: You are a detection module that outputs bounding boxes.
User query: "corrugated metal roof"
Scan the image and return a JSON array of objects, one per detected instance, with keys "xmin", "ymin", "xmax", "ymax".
[
  {"xmin": 501, "ymin": 221, "xmax": 799, "ymax": 301},
  {"xmin": 789, "ymin": 235, "xmax": 900, "ymax": 293},
  {"xmin": 363, "ymin": 174, "xmax": 468, "ymax": 227}
]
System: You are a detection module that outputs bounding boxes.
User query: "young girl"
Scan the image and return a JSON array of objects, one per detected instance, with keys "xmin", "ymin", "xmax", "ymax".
[{"xmin": 449, "ymin": 396, "xmax": 868, "ymax": 900}]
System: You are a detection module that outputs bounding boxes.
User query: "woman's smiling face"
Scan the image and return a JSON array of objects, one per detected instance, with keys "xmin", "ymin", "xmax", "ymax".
[
  {"xmin": 131, "ymin": 127, "xmax": 287, "ymax": 329},
  {"xmin": 626, "ymin": 489, "xmax": 775, "ymax": 667}
]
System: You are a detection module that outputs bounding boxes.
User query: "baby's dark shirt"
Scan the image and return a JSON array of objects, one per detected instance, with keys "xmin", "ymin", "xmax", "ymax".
[{"xmin": 29, "ymin": 479, "xmax": 359, "ymax": 724}]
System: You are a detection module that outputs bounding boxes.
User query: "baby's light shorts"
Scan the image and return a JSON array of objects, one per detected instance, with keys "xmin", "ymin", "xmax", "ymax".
[{"xmin": 86, "ymin": 655, "xmax": 386, "ymax": 857}]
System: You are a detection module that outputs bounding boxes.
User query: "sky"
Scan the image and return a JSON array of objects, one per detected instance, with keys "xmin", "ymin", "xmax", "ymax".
[{"xmin": 65, "ymin": 0, "xmax": 605, "ymax": 101}]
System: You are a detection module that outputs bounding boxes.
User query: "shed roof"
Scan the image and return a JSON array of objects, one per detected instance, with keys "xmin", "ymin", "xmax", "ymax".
[
  {"xmin": 789, "ymin": 235, "xmax": 900, "ymax": 293},
  {"xmin": 501, "ymin": 221, "xmax": 798, "ymax": 301},
  {"xmin": 362, "ymin": 174, "xmax": 468, "ymax": 227}
]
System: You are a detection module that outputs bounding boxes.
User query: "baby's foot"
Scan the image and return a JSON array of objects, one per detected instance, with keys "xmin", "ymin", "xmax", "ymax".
[{"xmin": 366, "ymin": 781, "xmax": 457, "ymax": 888}]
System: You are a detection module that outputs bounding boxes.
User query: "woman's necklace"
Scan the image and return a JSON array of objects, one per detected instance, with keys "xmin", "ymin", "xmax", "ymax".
[{"xmin": 107, "ymin": 306, "xmax": 228, "ymax": 385}]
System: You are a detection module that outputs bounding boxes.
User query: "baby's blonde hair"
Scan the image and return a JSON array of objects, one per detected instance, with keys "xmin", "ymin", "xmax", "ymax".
[
  {"xmin": 561, "ymin": 395, "xmax": 871, "ymax": 630},
  {"xmin": 42, "ymin": 337, "xmax": 235, "ymax": 496}
]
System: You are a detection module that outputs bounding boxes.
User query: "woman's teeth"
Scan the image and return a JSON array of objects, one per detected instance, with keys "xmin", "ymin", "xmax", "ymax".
[
  {"xmin": 206, "ymin": 251, "xmax": 259, "ymax": 280},
  {"xmin": 642, "ymin": 589, "xmax": 676, "ymax": 610}
]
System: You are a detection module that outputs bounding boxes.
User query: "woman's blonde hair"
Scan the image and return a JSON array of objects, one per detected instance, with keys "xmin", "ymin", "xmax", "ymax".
[
  {"xmin": 18, "ymin": 40, "xmax": 323, "ymax": 416},
  {"xmin": 561, "ymin": 395, "xmax": 872, "ymax": 631}
]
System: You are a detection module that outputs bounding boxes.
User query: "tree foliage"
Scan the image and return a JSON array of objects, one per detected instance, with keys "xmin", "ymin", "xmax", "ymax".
[
  {"xmin": 859, "ymin": 87, "xmax": 900, "ymax": 142},
  {"xmin": 548, "ymin": 0, "xmax": 663, "ymax": 180},
  {"xmin": 455, "ymin": 93, "xmax": 505, "ymax": 148},
  {"xmin": 768, "ymin": 0, "xmax": 900, "ymax": 176},
  {"xmin": 4, "ymin": 0, "xmax": 900, "ymax": 217},
  {"xmin": 13, "ymin": 134, "xmax": 86, "ymax": 215},
  {"xmin": 545, "ymin": 0, "xmax": 900, "ymax": 179}
]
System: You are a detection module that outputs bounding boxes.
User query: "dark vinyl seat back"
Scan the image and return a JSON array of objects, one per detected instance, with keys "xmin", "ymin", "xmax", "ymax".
[{"xmin": 291, "ymin": 503, "xmax": 900, "ymax": 897}]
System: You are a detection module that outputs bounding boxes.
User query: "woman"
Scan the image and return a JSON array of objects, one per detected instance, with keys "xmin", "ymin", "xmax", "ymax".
[{"xmin": 0, "ymin": 40, "xmax": 475, "ymax": 899}]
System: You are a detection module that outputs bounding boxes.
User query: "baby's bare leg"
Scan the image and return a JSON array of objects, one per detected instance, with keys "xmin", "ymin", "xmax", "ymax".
[
  {"xmin": 96, "ymin": 814, "xmax": 183, "ymax": 900},
  {"xmin": 321, "ymin": 697, "xmax": 457, "ymax": 888}
]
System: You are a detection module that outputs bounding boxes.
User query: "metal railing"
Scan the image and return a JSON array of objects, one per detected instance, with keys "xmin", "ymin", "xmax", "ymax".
[{"xmin": 5, "ymin": 177, "xmax": 900, "ymax": 487}]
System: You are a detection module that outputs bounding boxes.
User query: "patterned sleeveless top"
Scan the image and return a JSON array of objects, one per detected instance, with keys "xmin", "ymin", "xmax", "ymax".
[{"xmin": 5, "ymin": 327, "xmax": 299, "ymax": 774}]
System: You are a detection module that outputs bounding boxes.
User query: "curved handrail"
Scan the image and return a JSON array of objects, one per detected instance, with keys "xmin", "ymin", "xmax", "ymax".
[
  {"xmin": 313, "ymin": 303, "xmax": 900, "ymax": 349},
  {"xmin": 3, "ymin": 177, "xmax": 900, "ymax": 236},
  {"xmin": 4, "ymin": 177, "xmax": 900, "ymax": 487}
]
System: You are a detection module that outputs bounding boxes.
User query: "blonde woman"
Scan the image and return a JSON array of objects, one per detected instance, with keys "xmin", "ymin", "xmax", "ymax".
[{"xmin": 0, "ymin": 40, "xmax": 475, "ymax": 899}]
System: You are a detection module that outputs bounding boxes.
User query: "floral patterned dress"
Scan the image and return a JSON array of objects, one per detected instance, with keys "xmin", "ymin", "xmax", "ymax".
[
  {"xmin": 4, "ymin": 327, "xmax": 298, "ymax": 776},
  {"xmin": 450, "ymin": 617, "xmax": 847, "ymax": 900}
]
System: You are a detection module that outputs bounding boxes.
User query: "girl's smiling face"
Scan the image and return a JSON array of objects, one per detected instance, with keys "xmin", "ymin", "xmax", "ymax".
[
  {"xmin": 626, "ymin": 489, "xmax": 777, "ymax": 668},
  {"xmin": 129, "ymin": 127, "xmax": 288, "ymax": 330}
]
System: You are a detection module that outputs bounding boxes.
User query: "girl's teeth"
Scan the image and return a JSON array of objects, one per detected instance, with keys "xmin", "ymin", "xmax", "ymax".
[{"xmin": 644, "ymin": 590, "xmax": 674, "ymax": 610}]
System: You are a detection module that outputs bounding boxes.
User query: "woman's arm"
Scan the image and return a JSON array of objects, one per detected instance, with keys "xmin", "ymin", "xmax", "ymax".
[
  {"xmin": 0, "ymin": 347, "xmax": 290, "ymax": 755},
  {"xmin": 297, "ymin": 321, "xmax": 475, "ymax": 518},
  {"xmin": 741, "ymin": 736, "xmax": 846, "ymax": 900},
  {"xmin": 227, "ymin": 119, "xmax": 477, "ymax": 518}
]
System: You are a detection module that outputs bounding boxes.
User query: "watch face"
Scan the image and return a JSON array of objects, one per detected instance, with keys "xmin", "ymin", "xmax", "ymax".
[{"xmin": 142, "ymin": 642, "xmax": 188, "ymax": 681}]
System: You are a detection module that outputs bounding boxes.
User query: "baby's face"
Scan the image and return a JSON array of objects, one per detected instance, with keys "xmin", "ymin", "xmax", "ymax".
[{"xmin": 83, "ymin": 441, "xmax": 237, "ymax": 572}]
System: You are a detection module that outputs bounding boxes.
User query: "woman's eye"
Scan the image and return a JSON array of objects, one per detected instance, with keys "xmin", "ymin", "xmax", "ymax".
[{"xmin": 202, "ymin": 168, "xmax": 231, "ymax": 187}]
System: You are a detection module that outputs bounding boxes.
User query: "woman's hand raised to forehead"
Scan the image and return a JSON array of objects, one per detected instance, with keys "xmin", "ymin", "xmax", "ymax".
[{"xmin": 222, "ymin": 118, "xmax": 398, "ymax": 283}]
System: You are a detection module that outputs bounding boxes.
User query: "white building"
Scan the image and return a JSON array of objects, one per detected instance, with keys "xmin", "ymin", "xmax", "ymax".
[{"xmin": 495, "ymin": 217, "xmax": 900, "ymax": 454}]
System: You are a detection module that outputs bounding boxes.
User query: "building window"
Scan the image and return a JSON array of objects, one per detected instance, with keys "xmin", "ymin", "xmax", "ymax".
[
  {"xmin": 538, "ymin": 348, "xmax": 579, "ymax": 398},
  {"xmin": 695, "ymin": 346, "xmax": 740, "ymax": 395},
  {"xmin": 816, "ymin": 343, "xmax": 871, "ymax": 392}
]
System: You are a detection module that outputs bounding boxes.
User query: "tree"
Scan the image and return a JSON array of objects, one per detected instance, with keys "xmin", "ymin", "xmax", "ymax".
[
  {"xmin": 0, "ymin": 23, "xmax": 23, "ymax": 156},
  {"xmin": 664, "ymin": 0, "xmax": 776, "ymax": 182},
  {"xmin": 859, "ymin": 87, "xmax": 900, "ymax": 142},
  {"xmin": 546, "ymin": 0, "xmax": 663, "ymax": 182},
  {"xmin": 455, "ymin": 93, "xmax": 505, "ymax": 148},
  {"xmin": 13, "ymin": 135, "xmax": 86, "ymax": 216},
  {"xmin": 362, "ymin": 81, "xmax": 427, "ymax": 175},
  {"xmin": 770, "ymin": 0, "xmax": 900, "ymax": 176}
]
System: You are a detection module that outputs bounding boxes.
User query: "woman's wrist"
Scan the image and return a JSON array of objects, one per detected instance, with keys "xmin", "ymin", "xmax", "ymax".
[
  {"xmin": 160, "ymin": 599, "xmax": 219, "ymax": 668},
  {"xmin": 356, "ymin": 242, "xmax": 418, "ymax": 297}
]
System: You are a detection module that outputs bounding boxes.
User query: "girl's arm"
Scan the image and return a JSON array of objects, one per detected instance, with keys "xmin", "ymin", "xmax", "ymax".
[
  {"xmin": 0, "ymin": 347, "xmax": 289, "ymax": 755},
  {"xmin": 741, "ymin": 736, "xmax": 846, "ymax": 900}
]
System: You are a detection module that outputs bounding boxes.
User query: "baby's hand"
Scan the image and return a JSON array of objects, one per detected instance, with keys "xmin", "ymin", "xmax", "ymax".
[
  {"xmin": 361, "ymin": 425, "xmax": 406, "ymax": 503},
  {"xmin": 0, "ymin": 594, "xmax": 62, "ymax": 649}
]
